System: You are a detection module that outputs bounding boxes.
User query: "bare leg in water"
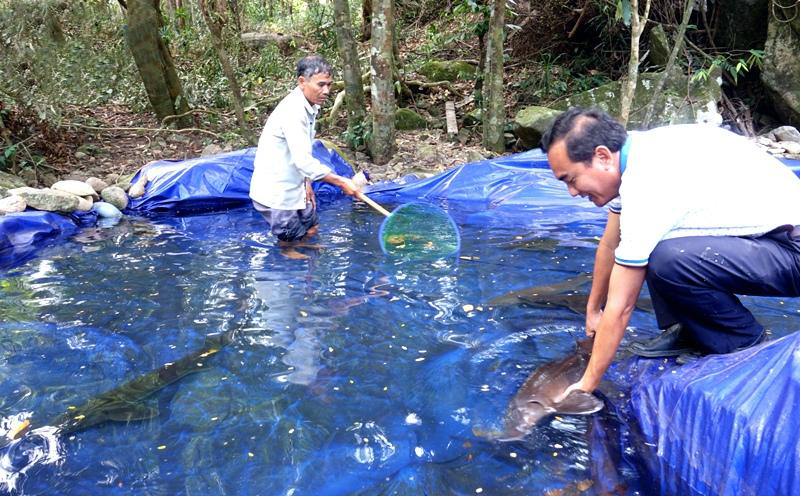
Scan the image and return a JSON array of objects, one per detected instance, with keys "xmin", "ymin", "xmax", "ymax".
[{"xmin": 279, "ymin": 225, "xmax": 322, "ymax": 259}]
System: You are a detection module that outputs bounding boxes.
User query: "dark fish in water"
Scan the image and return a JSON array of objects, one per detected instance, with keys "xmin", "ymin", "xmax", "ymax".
[
  {"xmin": 499, "ymin": 338, "xmax": 603, "ymax": 441},
  {"xmin": 487, "ymin": 273, "xmax": 653, "ymax": 314},
  {"xmin": 4, "ymin": 329, "xmax": 236, "ymax": 446}
]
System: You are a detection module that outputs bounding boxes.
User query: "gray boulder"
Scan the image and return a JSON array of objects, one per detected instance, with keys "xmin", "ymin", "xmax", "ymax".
[
  {"xmin": 86, "ymin": 177, "xmax": 109, "ymax": 194},
  {"xmin": 52, "ymin": 180, "xmax": 97, "ymax": 198},
  {"xmin": 395, "ymin": 108, "xmax": 428, "ymax": 130},
  {"xmin": 7, "ymin": 187, "xmax": 80, "ymax": 213},
  {"xmin": 0, "ymin": 195, "xmax": 26, "ymax": 214},
  {"xmin": 101, "ymin": 185, "xmax": 129, "ymax": 211},
  {"xmin": 762, "ymin": 12, "xmax": 800, "ymax": 127},
  {"xmin": 513, "ymin": 106, "xmax": 562, "ymax": 149},
  {"xmin": 0, "ymin": 170, "xmax": 26, "ymax": 193},
  {"xmin": 770, "ymin": 125, "xmax": 800, "ymax": 144},
  {"xmin": 418, "ymin": 60, "xmax": 476, "ymax": 82},
  {"xmin": 648, "ymin": 24, "xmax": 671, "ymax": 67},
  {"xmin": 550, "ymin": 67, "xmax": 722, "ymax": 130}
]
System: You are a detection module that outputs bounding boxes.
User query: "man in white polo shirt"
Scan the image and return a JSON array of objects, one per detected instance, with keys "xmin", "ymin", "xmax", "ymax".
[
  {"xmin": 540, "ymin": 107, "xmax": 800, "ymax": 397},
  {"xmin": 250, "ymin": 55, "xmax": 359, "ymax": 259}
]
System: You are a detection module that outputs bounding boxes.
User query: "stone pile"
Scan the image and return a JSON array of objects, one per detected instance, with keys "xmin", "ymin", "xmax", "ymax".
[{"xmin": 0, "ymin": 172, "xmax": 130, "ymax": 219}]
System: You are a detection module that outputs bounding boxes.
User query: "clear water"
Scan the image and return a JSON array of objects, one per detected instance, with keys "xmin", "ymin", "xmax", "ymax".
[{"xmin": 1, "ymin": 195, "xmax": 798, "ymax": 495}]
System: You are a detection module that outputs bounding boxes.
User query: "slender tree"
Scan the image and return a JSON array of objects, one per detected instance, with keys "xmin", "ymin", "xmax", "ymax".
[
  {"xmin": 199, "ymin": 0, "xmax": 254, "ymax": 143},
  {"xmin": 482, "ymin": 0, "xmax": 505, "ymax": 152},
  {"xmin": 331, "ymin": 0, "xmax": 367, "ymax": 144},
  {"xmin": 369, "ymin": 0, "xmax": 396, "ymax": 164},
  {"xmin": 619, "ymin": 0, "xmax": 651, "ymax": 127},
  {"xmin": 125, "ymin": 0, "xmax": 192, "ymax": 128}
]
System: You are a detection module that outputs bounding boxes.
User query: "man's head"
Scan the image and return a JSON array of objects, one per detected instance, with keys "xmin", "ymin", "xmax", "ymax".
[
  {"xmin": 540, "ymin": 108, "xmax": 628, "ymax": 207},
  {"xmin": 296, "ymin": 55, "xmax": 333, "ymax": 106}
]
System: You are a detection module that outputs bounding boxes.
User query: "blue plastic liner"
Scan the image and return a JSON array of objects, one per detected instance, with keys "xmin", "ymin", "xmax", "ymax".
[
  {"xmin": 621, "ymin": 334, "xmax": 800, "ymax": 495},
  {"xmin": 0, "ymin": 211, "xmax": 78, "ymax": 269},
  {"xmin": 128, "ymin": 140, "xmax": 354, "ymax": 214}
]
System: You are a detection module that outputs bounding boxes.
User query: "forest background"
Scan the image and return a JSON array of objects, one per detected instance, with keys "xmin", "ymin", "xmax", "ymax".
[{"xmin": 0, "ymin": 0, "xmax": 798, "ymax": 187}]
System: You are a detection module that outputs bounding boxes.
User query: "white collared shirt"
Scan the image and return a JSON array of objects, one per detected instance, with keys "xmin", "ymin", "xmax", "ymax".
[
  {"xmin": 610, "ymin": 125, "xmax": 800, "ymax": 266},
  {"xmin": 249, "ymin": 86, "xmax": 332, "ymax": 210}
]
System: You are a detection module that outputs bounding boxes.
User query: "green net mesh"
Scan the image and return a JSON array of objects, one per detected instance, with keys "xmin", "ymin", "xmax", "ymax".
[{"xmin": 378, "ymin": 203, "xmax": 461, "ymax": 259}]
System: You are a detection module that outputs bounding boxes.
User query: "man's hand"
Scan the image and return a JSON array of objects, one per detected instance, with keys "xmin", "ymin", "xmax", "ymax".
[
  {"xmin": 585, "ymin": 307, "xmax": 603, "ymax": 336},
  {"xmin": 305, "ymin": 180, "xmax": 316, "ymax": 208},
  {"xmin": 554, "ymin": 380, "xmax": 589, "ymax": 404},
  {"xmin": 337, "ymin": 177, "xmax": 360, "ymax": 197},
  {"xmin": 321, "ymin": 173, "xmax": 360, "ymax": 197}
]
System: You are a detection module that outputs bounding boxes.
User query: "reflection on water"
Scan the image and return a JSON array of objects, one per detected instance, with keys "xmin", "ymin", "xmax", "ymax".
[{"xmin": 0, "ymin": 202, "xmax": 798, "ymax": 495}]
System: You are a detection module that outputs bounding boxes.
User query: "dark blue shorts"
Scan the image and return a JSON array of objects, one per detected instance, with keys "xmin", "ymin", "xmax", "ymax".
[{"xmin": 253, "ymin": 200, "xmax": 319, "ymax": 242}]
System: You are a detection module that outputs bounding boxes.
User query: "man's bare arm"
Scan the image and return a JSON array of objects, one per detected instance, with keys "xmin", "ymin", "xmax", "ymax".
[{"xmin": 585, "ymin": 212, "xmax": 621, "ymax": 334}]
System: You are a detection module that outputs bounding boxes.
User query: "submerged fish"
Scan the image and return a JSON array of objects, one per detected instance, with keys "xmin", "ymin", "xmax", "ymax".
[
  {"xmin": 487, "ymin": 273, "xmax": 653, "ymax": 314},
  {"xmin": 499, "ymin": 338, "xmax": 604, "ymax": 441},
  {"xmin": 4, "ymin": 329, "xmax": 236, "ymax": 446}
]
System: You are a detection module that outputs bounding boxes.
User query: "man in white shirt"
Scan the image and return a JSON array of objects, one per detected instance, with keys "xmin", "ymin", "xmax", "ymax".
[
  {"xmin": 539, "ymin": 107, "xmax": 800, "ymax": 398},
  {"xmin": 250, "ymin": 55, "xmax": 359, "ymax": 259}
]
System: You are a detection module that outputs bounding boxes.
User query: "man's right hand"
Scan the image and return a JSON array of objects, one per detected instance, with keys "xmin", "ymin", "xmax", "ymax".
[
  {"xmin": 321, "ymin": 173, "xmax": 361, "ymax": 197},
  {"xmin": 585, "ymin": 307, "xmax": 603, "ymax": 336}
]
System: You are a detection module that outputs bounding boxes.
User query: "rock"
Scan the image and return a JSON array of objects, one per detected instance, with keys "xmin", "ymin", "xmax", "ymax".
[
  {"xmin": 778, "ymin": 140, "xmax": 800, "ymax": 155},
  {"xmin": 104, "ymin": 173, "xmax": 120, "ymax": 184},
  {"xmin": 462, "ymin": 108, "xmax": 482, "ymax": 127},
  {"xmin": 86, "ymin": 177, "xmax": 109, "ymax": 194},
  {"xmin": 416, "ymin": 143, "xmax": 440, "ymax": 164},
  {"xmin": 128, "ymin": 175, "xmax": 148, "ymax": 198},
  {"xmin": 418, "ymin": 60, "xmax": 477, "ymax": 82},
  {"xmin": 7, "ymin": 187, "xmax": 80, "ymax": 212},
  {"xmin": 465, "ymin": 149, "xmax": 487, "ymax": 163},
  {"xmin": 20, "ymin": 169, "xmax": 37, "ymax": 186},
  {"xmin": 771, "ymin": 125, "xmax": 800, "ymax": 144},
  {"xmin": 91, "ymin": 201, "xmax": 123, "ymax": 218},
  {"xmin": 52, "ymin": 179, "xmax": 97, "ymax": 198},
  {"xmin": 648, "ymin": 24, "xmax": 671, "ymax": 67},
  {"xmin": 201, "ymin": 143, "xmax": 223, "ymax": 157},
  {"xmin": 100, "ymin": 186, "xmax": 129, "ymax": 211},
  {"xmin": 0, "ymin": 170, "xmax": 26, "ymax": 191},
  {"xmin": 513, "ymin": 106, "xmax": 563, "ymax": 149},
  {"xmin": 762, "ymin": 15, "xmax": 800, "ymax": 127},
  {"xmin": 547, "ymin": 66, "xmax": 723, "ymax": 131},
  {"xmin": 395, "ymin": 108, "xmax": 428, "ymax": 130},
  {"xmin": 0, "ymin": 195, "xmax": 26, "ymax": 214},
  {"xmin": 76, "ymin": 196, "xmax": 93, "ymax": 211},
  {"xmin": 61, "ymin": 173, "xmax": 87, "ymax": 182},
  {"xmin": 40, "ymin": 173, "xmax": 58, "ymax": 188},
  {"xmin": 74, "ymin": 151, "xmax": 88, "ymax": 160}
]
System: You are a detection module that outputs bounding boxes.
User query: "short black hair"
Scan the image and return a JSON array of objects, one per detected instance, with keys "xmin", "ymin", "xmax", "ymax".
[
  {"xmin": 540, "ymin": 108, "xmax": 628, "ymax": 163},
  {"xmin": 296, "ymin": 55, "xmax": 332, "ymax": 79}
]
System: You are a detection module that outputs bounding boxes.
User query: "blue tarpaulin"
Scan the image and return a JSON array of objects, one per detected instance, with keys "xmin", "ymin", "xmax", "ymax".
[
  {"xmin": 128, "ymin": 140, "xmax": 355, "ymax": 214},
  {"xmin": 1, "ymin": 142, "xmax": 800, "ymax": 492}
]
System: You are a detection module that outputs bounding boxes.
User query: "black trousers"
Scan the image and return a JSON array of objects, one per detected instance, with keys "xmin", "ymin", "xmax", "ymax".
[{"xmin": 645, "ymin": 226, "xmax": 800, "ymax": 354}]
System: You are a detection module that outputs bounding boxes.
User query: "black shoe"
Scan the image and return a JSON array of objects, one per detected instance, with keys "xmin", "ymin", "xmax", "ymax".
[
  {"xmin": 628, "ymin": 323, "xmax": 697, "ymax": 358},
  {"xmin": 675, "ymin": 330, "xmax": 768, "ymax": 365}
]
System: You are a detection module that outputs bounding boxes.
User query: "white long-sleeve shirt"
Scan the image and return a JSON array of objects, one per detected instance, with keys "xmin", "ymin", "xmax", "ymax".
[{"xmin": 249, "ymin": 86, "xmax": 332, "ymax": 210}]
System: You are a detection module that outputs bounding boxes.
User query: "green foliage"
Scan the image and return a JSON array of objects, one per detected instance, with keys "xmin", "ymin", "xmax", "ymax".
[
  {"xmin": 615, "ymin": 0, "xmax": 632, "ymax": 26},
  {"xmin": 691, "ymin": 49, "xmax": 765, "ymax": 85},
  {"xmin": 343, "ymin": 119, "xmax": 371, "ymax": 151}
]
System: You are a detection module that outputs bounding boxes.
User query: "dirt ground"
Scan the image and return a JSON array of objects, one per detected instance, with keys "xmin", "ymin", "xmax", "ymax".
[{"xmin": 44, "ymin": 104, "xmax": 500, "ymax": 186}]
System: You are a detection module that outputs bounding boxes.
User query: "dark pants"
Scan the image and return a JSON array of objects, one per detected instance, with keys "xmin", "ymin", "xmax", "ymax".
[
  {"xmin": 252, "ymin": 200, "xmax": 319, "ymax": 242},
  {"xmin": 646, "ymin": 226, "xmax": 800, "ymax": 354}
]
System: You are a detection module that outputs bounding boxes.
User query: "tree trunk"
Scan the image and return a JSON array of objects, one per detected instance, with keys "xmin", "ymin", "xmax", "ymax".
[
  {"xmin": 332, "ymin": 0, "xmax": 368, "ymax": 144},
  {"xmin": 361, "ymin": 0, "xmax": 372, "ymax": 41},
  {"xmin": 482, "ymin": 0, "xmax": 505, "ymax": 152},
  {"xmin": 642, "ymin": 0, "xmax": 694, "ymax": 128},
  {"xmin": 369, "ymin": 0, "xmax": 396, "ymax": 164},
  {"xmin": 619, "ymin": 0, "xmax": 651, "ymax": 127},
  {"xmin": 125, "ymin": 0, "xmax": 192, "ymax": 128},
  {"xmin": 199, "ymin": 0, "xmax": 254, "ymax": 143}
]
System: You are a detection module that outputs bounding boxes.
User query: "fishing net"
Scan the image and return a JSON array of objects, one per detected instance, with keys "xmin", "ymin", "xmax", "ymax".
[{"xmin": 378, "ymin": 203, "xmax": 461, "ymax": 259}]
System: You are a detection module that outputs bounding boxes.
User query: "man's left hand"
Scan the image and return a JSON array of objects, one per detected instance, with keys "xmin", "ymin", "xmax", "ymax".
[{"xmin": 555, "ymin": 380, "xmax": 588, "ymax": 404}]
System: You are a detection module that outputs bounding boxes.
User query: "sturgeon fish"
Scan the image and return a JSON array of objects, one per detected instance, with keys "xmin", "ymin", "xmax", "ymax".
[
  {"xmin": 487, "ymin": 273, "xmax": 653, "ymax": 314},
  {"xmin": 499, "ymin": 338, "xmax": 604, "ymax": 441},
  {"xmin": 4, "ymin": 329, "xmax": 236, "ymax": 446}
]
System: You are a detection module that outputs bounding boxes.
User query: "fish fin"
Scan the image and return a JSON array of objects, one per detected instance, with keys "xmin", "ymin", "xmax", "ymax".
[
  {"xmin": 106, "ymin": 402, "xmax": 160, "ymax": 422},
  {"xmin": 553, "ymin": 391, "xmax": 604, "ymax": 416}
]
